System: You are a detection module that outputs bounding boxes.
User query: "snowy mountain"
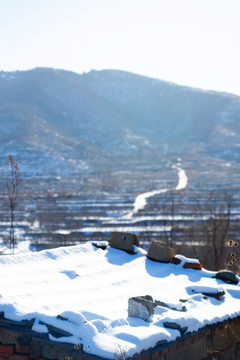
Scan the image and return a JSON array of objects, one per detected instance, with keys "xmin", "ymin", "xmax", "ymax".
[
  {"xmin": 1, "ymin": 68, "xmax": 240, "ymax": 254},
  {"xmin": 0, "ymin": 67, "xmax": 240, "ymax": 176}
]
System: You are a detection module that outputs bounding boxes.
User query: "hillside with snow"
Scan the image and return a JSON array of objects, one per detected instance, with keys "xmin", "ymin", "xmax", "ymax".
[
  {"xmin": 0, "ymin": 68, "xmax": 240, "ymax": 177},
  {"xmin": 0, "ymin": 68, "xmax": 240, "ymax": 255}
]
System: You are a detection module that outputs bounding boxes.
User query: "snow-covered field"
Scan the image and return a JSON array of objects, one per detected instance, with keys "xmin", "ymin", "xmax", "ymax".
[
  {"xmin": 0, "ymin": 242, "xmax": 239, "ymax": 359},
  {"xmin": 0, "ymin": 164, "xmax": 188, "ymax": 253}
]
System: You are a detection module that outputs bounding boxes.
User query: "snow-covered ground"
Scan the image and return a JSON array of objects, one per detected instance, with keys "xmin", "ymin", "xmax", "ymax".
[{"xmin": 0, "ymin": 242, "xmax": 239, "ymax": 359}]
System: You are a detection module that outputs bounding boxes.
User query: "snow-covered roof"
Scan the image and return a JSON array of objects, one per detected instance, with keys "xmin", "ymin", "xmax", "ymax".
[{"xmin": 0, "ymin": 242, "xmax": 239, "ymax": 359}]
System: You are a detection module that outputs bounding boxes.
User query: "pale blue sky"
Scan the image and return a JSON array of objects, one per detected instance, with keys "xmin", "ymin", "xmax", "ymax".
[{"xmin": 1, "ymin": 0, "xmax": 240, "ymax": 95}]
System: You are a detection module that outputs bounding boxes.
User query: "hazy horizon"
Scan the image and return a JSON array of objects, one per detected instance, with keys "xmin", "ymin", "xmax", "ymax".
[{"xmin": 1, "ymin": 0, "xmax": 240, "ymax": 96}]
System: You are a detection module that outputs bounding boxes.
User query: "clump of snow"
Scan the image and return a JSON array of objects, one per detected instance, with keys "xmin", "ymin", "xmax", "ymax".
[
  {"xmin": 32, "ymin": 319, "xmax": 49, "ymax": 333},
  {"xmin": 0, "ymin": 242, "xmax": 239, "ymax": 359},
  {"xmin": 174, "ymin": 254, "xmax": 200, "ymax": 266}
]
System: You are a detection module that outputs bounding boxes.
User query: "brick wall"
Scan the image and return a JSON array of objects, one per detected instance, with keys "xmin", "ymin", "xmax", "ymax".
[
  {"xmin": 0, "ymin": 317, "xmax": 240, "ymax": 360},
  {"xmin": 0, "ymin": 344, "xmax": 30, "ymax": 360},
  {"xmin": 139, "ymin": 317, "xmax": 240, "ymax": 360},
  {"xmin": 0, "ymin": 328, "xmax": 92, "ymax": 360}
]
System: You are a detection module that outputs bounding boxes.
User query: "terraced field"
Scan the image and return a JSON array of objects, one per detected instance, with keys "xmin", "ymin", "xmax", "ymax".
[{"xmin": 1, "ymin": 154, "xmax": 239, "ymax": 269}]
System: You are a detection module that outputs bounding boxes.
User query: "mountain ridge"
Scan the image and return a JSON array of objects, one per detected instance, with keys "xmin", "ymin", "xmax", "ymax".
[{"xmin": 0, "ymin": 67, "xmax": 240, "ymax": 176}]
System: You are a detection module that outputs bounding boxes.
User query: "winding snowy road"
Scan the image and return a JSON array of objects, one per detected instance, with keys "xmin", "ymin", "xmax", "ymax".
[{"xmin": 123, "ymin": 164, "xmax": 188, "ymax": 219}]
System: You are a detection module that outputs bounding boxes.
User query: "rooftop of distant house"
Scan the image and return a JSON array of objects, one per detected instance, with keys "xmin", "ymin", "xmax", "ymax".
[{"xmin": 0, "ymin": 234, "xmax": 239, "ymax": 359}]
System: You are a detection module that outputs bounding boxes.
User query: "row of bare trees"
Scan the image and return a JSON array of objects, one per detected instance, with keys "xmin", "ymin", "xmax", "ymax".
[
  {"xmin": 184, "ymin": 193, "xmax": 233, "ymax": 271},
  {"xmin": 143, "ymin": 190, "xmax": 239, "ymax": 272}
]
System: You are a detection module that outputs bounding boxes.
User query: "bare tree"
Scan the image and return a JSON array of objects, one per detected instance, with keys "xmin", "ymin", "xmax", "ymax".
[
  {"xmin": 161, "ymin": 192, "xmax": 178, "ymax": 248},
  {"xmin": 184, "ymin": 192, "xmax": 232, "ymax": 270},
  {"xmin": 6, "ymin": 155, "xmax": 21, "ymax": 254},
  {"xmin": 139, "ymin": 191, "xmax": 179, "ymax": 250}
]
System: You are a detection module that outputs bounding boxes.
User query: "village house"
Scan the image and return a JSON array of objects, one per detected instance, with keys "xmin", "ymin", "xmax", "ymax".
[{"xmin": 0, "ymin": 233, "xmax": 239, "ymax": 360}]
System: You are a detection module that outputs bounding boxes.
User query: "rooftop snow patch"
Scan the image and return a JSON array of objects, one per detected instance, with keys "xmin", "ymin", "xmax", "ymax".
[{"xmin": 0, "ymin": 242, "xmax": 239, "ymax": 359}]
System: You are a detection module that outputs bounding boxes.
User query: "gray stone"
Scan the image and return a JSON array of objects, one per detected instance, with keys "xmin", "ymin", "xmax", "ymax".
[
  {"xmin": 147, "ymin": 241, "xmax": 175, "ymax": 263},
  {"xmin": 44, "ymin": 323, "xmax": 72, "ymax": 338},
  {"xmin": 109, "ymin": 232, "xmax": 139, "ymax": 252},
  {"xmin": 155, "ymin": 300, "xmax": 187, "ymax": 312},
  {"xmin": 128, "ymin": 295, "xmax": 155, "ymax": 321},
  {"xmin": 163, "ymin": 321, "xmax": 188, "ymax": 335},
  {"xmin": 214, "ymin": 270, "xmax": 239, "ymax": 285}
]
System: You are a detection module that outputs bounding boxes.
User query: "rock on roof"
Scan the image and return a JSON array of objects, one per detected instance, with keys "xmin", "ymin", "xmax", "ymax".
[{"xmin": 0, "ymin": 242, "xmax": 239, "ymax": 359}]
